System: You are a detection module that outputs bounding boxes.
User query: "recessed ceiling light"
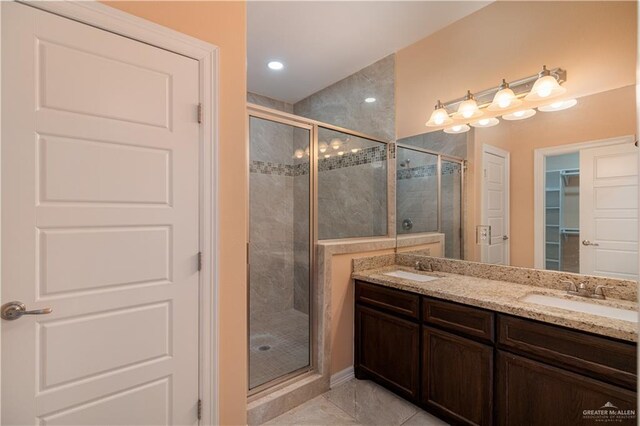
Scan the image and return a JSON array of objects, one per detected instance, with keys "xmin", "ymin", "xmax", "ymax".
[
  {"xmin": 268, "ymin": 61, "xmax": 284, "ymax": 70},
  {"xmin": 365, "ymin": 97, "xmax": 376, "ymax": 103}
]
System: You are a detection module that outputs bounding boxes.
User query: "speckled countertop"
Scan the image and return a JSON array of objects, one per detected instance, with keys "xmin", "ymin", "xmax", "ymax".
[{"xmin": 353, "ymin": 265, "xmax": 639, "ymax": 342}]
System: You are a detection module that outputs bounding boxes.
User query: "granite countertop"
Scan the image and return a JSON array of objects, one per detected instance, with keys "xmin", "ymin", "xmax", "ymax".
[{"xmin": 353, "ymin": 265, "xmax": 639, "ymax": 342}]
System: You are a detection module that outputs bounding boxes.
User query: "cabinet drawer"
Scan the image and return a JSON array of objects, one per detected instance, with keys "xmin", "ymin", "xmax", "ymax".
[
  {"xmin": 355, "ymin": 280, "xmax": 420, "ymax": 320},
  {"xmin": 423, "ymin": 297, "xmax": 495, "ymax": 343},
  {"xmin": 497, "ymin": 314, "xmax": 637, "ymax": 390}
]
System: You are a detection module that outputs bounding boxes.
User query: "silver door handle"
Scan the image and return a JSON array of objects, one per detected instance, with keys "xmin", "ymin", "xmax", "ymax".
[
  {"xmin": 1, "ymin": 301, "xmax": 52, "ymax": 321},
  {"xmin": 582, "ymin": 240, "xmax": 600, "ymax": 246},
  {"xmin": 503, "ymin": 235, "xmax": 509, "ymax": 240}
]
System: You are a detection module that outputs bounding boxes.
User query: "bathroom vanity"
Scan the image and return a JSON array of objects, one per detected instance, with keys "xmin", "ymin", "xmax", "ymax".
[{"xmin": 353, "ymin": 264, "xmax": 638, "ymax": 426}]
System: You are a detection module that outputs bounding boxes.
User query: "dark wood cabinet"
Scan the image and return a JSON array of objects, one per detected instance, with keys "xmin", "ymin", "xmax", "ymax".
[
  {"xmin": 422, "ymin": 326, "xmax": 493, "ymax": 425},
  {"xmin": 355, "ymin": 304, "xmax": 420, "ymax": 401},
  {"xmin": 497, "ymin": 350, "xmax": 637, "ymax": 426},
  {"xmin": 354, "ymin": 280, "xmax": 638, "ymax": 426}
]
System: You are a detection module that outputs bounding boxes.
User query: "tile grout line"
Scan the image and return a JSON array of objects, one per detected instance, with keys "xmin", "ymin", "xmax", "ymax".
[{"xmin": 321, "ymin": 392, "xmax": 360, "ymax": 424}]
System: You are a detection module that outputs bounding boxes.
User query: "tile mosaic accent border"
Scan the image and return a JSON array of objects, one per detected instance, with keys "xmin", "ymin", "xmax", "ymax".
[
  {"xmin": 250, "ymin": 145, "xmax": 388, "ymax": 176},
  {"xmin": 250, "ymin": 161, "xmax": 309, "ymax": 177},
  {"xmin": 319, "ymin": 145, "xmax": 387, "ymax": 172},
  {"xmin": 397, "ymin": 161, "xmax": 461, "ymax": 180}
]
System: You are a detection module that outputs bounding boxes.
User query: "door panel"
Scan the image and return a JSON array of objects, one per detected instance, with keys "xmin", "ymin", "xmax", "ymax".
[
  {"xmin": 580, "ymin": 143, "xmax": 638, "ymax": 279},
  {"xmin": 2, "ymin": 3, "xmax": 200, "ymax": 424},
  {"xmin": 482, "ymin": 149, "xmax": 509, "ymax": 265},
  {"xmin": 422, "ymin": 326, "xmax": 493, "ymax": 425},
  {"xmin": 355, "ymin": 304, "xmax": 420, "ymax": 401}
]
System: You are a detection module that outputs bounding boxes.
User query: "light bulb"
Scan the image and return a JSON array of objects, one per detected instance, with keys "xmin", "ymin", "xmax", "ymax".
[
  {"xmin": 351, "ymin": 148, "xmax": 359, "ymax": 153},
  {"xmin": 454, "ymin": 91, "xmax": 482, "ymax": 120},
  {"xmin": 304, "ymin": 147, "xmax": 310, "ymax": 156},
  {"xmin": 426, "ymin": 101, "xmax": 453, "ymax": 127},
  {"xmin": 319, "ymin": 142, "xmax": 328, "ymax": 153},
  {"xmin": 538, "ymin": 99, "xmax": 577, "ymax": 112},
  {"xmin": 503, "ymin": 109, "xmax": 536, "ymax": 121},
  {"xmin": 444, "ymin": 124, "xmax": 470, "ymax": 134},
  {"xmin": 294, "ymin": 149, "xmax": 304, "ymax": 159},
  {"xmin": 330, "ymin": 138, "xmax": 341, "ymax": 150},
  {"xmin": 324, "ymin": 154, "xmax": 331, "ymax": 159},
  {"xmin": 525, "ymin": 66, "xmax": 566, "ymax": 101},
  {"xmin": 470, "ymin": 117, "xmax": 499, "ymax": 128},
  {"xmin": 488, "ymin": 80, "xmax": 522, "ymax": 111},
  {"xmin": 338, "ymin": 151, "xmax": 344, "ymax": 156}
]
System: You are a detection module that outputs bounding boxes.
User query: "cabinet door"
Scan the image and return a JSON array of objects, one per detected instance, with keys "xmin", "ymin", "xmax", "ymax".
[
  {"xmin": 422, "ymin": 326, "xmax": 493, "ymax": 425},
  {"xmin": 497, "ymin": 350, "xmax": 637, "ymax": 426},
  {"xmin": 355, "ymin": 304, "xmax": 420, "ymax": 400}
]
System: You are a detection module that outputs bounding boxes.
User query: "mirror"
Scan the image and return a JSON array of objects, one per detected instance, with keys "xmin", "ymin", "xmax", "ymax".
[{"xmin": 395, "ymin": 87, "xmax": 638, "ymax": 281}]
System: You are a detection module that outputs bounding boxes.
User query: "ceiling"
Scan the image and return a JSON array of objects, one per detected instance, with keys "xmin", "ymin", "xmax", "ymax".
[{"xmin": 247, "ymin": 1, "xmax": 491, "ymax": 103}]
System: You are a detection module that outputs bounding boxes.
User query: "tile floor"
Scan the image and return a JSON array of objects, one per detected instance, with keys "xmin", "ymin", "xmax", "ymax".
[
  {"xmin": 249, "ymin": 309, "xmax": 310, "ymax": 389},
  {"xmin": 264, "ymin": 378, "xmax": 449, "ymax": 425}
]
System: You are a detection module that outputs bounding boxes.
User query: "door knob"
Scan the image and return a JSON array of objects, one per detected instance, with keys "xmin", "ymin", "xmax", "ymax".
[
  {"xmin": 503, "ymin": 235, "xmax": 509, "ymax": 240},
  {"xmin": 1, "ymin": 301, "xmax": 52, "ymax": 320},
  {"xmin": 582, "ymin": 240, "xmax": 600, "ymax": 246}
]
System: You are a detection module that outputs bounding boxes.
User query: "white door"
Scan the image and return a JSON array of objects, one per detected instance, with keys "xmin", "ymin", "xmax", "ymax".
[
  {"xmin": 482, "ymin": 147, "xmax": 510, "ymax": 265},
  {"xmin": 2, "ymin": 3, "xmax": 200, "ymax": 424},
  {"xmin": 580, "ymin": 143, "xmax": 638, "ymax": 280}
]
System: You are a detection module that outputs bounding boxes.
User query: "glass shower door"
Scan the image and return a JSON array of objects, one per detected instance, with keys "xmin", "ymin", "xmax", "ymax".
[
  {"xmin": 441, "ymin": 159, "xmax": 463, "ymax": 259},
  {"xmin": 248, "ymin": 115, "xmax": 312, "ymax": 391}
]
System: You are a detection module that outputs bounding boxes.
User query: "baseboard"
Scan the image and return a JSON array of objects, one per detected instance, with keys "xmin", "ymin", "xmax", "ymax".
[{"xmin": 330, "ymin": 366, "xmax": 354, "ymax": 388}]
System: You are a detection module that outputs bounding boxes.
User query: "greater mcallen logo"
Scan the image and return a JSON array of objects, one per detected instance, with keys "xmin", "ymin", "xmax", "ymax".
[{"xmin": 582, "ymin": 402, "xmax": 636, "ymax": 422}]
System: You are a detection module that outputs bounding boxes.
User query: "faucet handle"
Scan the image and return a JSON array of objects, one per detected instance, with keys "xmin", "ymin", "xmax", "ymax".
[
  {"xmin": 562, "ymin": 280, "xmax": 577, "ymax": 292},
  {"xmin": 594, "ymin": 285, "xmax": 612, "ymax": 299}
]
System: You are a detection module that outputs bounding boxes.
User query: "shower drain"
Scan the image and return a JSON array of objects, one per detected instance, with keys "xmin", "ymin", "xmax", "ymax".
[{"xmin": 258, "ymin": 345, "xmax": 271, "ymax": 351}]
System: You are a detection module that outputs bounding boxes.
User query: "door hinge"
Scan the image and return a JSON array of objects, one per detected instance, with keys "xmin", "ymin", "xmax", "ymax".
[
  {"xmin": 197, "ymin": 103, "xmax": 203, "ymax": 124},
  {"xmin": 197, "ymin": 251, "xmax": 202, "ymax": 272},
  {"xmin": 197, "ymin": 398, "xmax": 202, "ymax": 420}
]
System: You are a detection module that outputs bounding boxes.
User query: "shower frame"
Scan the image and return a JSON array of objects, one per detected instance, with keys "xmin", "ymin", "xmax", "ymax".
[
  {"xmin": 395, "ymin": 142, "xmax": 466, "ymax": 258},
  {"xmin": 246, "ymin": 103, "xmax": 393, "ymax": 397}
]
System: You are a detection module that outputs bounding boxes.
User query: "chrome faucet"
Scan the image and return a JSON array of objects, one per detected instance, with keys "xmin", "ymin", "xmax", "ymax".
[
  {"xmin": 564, "ymin": 280, "xmax": 611, "ymax": 300},
  {"xmin": 415, "ymin": 261, "xmax": 432, "ymax": 272}
]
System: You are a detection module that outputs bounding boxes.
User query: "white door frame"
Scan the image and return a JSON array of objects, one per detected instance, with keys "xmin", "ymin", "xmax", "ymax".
[
  {"xmin": 533, "ymin": 135, "xmax": 635, "ymax": 269},
  {"xmin": 0, "ymin": 1, "xmax": 220, "ymax": 423},
  {"xmin": 481, "ymin": 144, "xmax": 510, "ymax": 264}
]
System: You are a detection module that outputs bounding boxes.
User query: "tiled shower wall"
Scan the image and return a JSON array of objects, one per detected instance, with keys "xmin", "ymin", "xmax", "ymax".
[
  {"xmin": 317, "ymin": 142, "xmax": 388, "ymax": 239},
  {"xmin": 293, "ymin": 54, "xmax": 395, "ymax": 142}
]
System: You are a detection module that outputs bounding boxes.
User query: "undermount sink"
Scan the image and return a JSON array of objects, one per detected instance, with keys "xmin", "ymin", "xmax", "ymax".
[
  {"xmin": 521, "ymin": 293, "xmax": 638, "ymax": 323},
  {"xmin": 383, "ymin": 270, "xmax": 440, "ymax": 283}
]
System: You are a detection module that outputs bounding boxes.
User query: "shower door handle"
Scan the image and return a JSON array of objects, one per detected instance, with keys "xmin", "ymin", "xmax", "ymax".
[
  {"xmin": 582, "ymin": 240, "xmax": 599, "ymax": 246},
  {"xmin": 502, "ymin": 235, "xmax": 509, "ymax": 241}
]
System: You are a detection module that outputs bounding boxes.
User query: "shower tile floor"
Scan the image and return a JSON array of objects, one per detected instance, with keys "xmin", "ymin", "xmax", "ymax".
[
  {"xmin": 264, "ymin": 378, "xmax": 449, "ymax": 425},
  {"xmin": 250, "ymin": 308, "xmax": 310, "ymax": 389}
]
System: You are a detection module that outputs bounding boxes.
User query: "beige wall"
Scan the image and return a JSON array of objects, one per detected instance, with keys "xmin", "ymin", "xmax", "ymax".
[
  {"xmin": 396, "ymin": 1, "xmax": 637, "ymax": 139},
  {"xmin": 331, "ymin": 241, "xmax": 442, "ymax": 375},
  {"xmin": 471, "ymin": 85, "xmax": 636, "ymax": 267},
  {"xmin": 103, "ymin": 2, "xmax": 247, "ymax": 424}
]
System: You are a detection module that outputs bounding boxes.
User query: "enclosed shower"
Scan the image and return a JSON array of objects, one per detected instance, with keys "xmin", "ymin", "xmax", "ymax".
[
  {"xmin": 247, "ymin": 103, "xmax": 390, "ymax": 393},
  {"xmin": 396, "ymin": 143, "xmax": 464, "ymax": 259}
]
